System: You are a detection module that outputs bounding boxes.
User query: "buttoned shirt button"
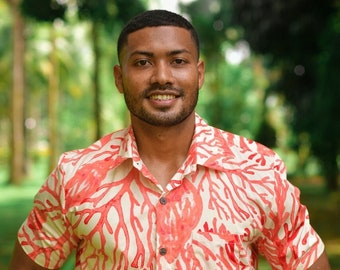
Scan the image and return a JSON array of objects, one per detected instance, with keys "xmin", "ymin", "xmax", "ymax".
[
  {"xmin": 159, "ymin": 247, "xmax": 167, "ymax": 255},
  {"xmin": 159, "ymin": 197, "xmax": 167, "ymax": 205}
]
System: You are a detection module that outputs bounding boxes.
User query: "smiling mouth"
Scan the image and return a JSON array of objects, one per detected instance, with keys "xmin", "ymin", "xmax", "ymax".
[{"xmin": 149, "ymin": 94, "xmax": 177, "ymax": 101}]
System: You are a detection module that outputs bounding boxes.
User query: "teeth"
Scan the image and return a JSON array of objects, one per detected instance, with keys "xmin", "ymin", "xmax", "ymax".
[{"xmin": 150, "ymin": 94, "xmax": 176, "ymax": 101}]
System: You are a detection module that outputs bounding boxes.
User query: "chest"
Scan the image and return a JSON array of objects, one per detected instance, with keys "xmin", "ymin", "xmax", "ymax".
[{"xmin": 66, "ymin": 168, "xmax": 274, "ymax": 269}]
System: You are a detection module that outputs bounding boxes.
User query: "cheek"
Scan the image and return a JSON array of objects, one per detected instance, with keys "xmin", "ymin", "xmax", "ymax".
[
  {"xmin": 123, "ymin": 71, "xmax": 147, "ymax": 89},
  {"xmin": 121, "ymin": 75, "xmax": 136, "ymax": 91},
  {"xmin": 183, "ymin": 73, "xmax": 201, "ymax": 90},
  {"xmin": 173, "ymin": 70, "xmax": 197, "ymax": 83}
]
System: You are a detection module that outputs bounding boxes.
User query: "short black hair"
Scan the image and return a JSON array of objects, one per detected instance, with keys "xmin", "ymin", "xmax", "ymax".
[{"xmin": 117, "ymin": 9, "xmax": 200, "ymax": 60}]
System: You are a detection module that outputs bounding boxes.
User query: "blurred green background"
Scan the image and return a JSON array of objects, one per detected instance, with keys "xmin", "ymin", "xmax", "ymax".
[{"xmin": 0, "ymin": 0, "xmax": 339, "ymax": 269}]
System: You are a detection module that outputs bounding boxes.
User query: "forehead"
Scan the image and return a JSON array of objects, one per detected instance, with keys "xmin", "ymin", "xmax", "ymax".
[{"xmin": 121, "ymin": 26, "xmax": 198, "ymax": 59}]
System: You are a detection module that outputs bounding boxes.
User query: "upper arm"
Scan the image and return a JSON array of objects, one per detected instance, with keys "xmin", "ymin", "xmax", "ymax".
[
  {"xmin": 259, "ymin": 155, "xmax": 327, "ymax": 268},
  {"xmin": 307, "ymin": 250, "xmax": 331, "ymax": 270},
  {"xmin": 9, "ymin": 239, "xmax": 51, "ymax": 270}
]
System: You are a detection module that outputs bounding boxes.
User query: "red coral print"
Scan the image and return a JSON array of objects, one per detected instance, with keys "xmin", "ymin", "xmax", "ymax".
[{"xmin": 17, "ymin": 114, "xmax": 324, "ymax": 269}]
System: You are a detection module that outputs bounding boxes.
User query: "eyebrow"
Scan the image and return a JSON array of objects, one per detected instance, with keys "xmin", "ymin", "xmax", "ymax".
[{"xmin": 130, "ymin": 49, "xmax": 191, "ymax": 58}]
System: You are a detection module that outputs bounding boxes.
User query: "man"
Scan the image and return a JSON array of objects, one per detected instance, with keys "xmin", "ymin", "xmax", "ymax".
[{"xmin": 10, "ymin": 9, "xmax": 330, "ymax": 269}]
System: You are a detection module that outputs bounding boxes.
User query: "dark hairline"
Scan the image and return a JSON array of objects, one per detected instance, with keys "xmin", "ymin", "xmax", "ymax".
[{"xmin": 117, "ymin": 10, "xmax": 200, "ymax": 62}]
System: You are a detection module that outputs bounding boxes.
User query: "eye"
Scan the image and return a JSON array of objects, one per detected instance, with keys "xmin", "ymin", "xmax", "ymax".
[
  {"xmin": 172, "ymin": 58, "xmax": 187, "ymax": 65},
  {"xmin": 135, "ymin": 59, "xmax": 150, "ymax": 66}
]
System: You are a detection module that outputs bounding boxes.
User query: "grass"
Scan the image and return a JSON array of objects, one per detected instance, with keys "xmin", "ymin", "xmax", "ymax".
[{"xmin": 0, "ymin": 169, "xmax": 339, "ymax": 269}]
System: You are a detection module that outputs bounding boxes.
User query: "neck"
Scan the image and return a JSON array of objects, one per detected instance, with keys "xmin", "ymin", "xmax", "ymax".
[
  {"xmin": 132, "ymin": 113, "xmax": 195, "ymax": 159},
  {"xmin": 131, "ymin": 113, "xmax": 196, "ymax": 188}
]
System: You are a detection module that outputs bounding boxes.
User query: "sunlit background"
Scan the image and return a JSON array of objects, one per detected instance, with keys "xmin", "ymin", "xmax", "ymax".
[{"xmin": 0, "ymin": 0, "xmax": 339, "ymax": 269}]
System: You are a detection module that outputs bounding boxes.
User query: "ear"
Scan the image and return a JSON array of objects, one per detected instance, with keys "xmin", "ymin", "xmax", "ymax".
[
  {"xmin": 113, "ymin": 65, "xmax": 124, "ymax": 93},
  {"xmin": 197, "ymin": 60, "xmax": 205, "ymax": 90}
]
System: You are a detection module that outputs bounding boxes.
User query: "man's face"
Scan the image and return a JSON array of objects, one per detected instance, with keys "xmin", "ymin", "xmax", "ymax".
[{"xmin": 114, "ymin": 26, "xmax": 205, "ymax": 127}]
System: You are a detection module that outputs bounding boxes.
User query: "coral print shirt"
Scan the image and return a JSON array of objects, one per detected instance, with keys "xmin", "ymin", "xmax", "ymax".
[{"xmin": 18, "ymin": 113, "xmax": 324, "ymax": 269}]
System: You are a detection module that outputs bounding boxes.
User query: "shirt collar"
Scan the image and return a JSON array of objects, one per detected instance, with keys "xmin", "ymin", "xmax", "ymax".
[
  {"xmin": 189, "ymin": 113, "xmax": 238, "ymax": 171},
  {"xmin": 115, "ymin": 113, "xmax": 239, "ymax": 172}
]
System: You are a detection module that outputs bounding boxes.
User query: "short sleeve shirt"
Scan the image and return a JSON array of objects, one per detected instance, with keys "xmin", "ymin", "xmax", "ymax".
[{"xmin": 18, "ymin": 113, "xmax": 324, "ymax": 269}]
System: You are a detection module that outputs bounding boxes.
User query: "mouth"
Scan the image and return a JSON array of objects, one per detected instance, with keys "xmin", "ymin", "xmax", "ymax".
[{"xmin": 149, "ymin": 94, "xmax": 177, "ymax": 101}]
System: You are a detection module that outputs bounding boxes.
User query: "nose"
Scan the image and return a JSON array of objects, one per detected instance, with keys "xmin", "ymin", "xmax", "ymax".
[{"xmin": 150, "ymin": 61, "xmax": 174, "ymax": 86}]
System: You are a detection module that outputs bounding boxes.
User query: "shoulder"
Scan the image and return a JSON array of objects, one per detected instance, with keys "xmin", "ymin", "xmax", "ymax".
[
  {"xmin": 52, "ymin": 128, "xmax": 132, "ymax": 186},
  {"xmin": 59, "ymin": 128, "xmax": 130, "ymax": 167},
  {"xmin": 39, "ymin": 128, "xmax": 133, "ymax": 206},
  {"xmin": 195, "ymin": 117, "xmax": 284, "ymax": 173}
]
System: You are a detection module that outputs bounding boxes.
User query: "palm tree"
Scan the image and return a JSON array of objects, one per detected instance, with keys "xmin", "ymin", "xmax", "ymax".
[{"xmin": 8, "ymin": 0, "xmax": 25, "ymax": 185}]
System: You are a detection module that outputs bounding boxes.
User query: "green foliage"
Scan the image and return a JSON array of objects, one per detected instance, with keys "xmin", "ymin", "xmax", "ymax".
[
  {"xmin": 198, "ymin": 60, "xmax": 264, "ymax": 139},
  {"xmin": 180, "ymin": 0, "xmax": 233, "ymax": 59},
  {"xmin": 181, "ymin": 0, "xmax": 264, "ymax": 138},
  {"xmin": 309, "ymin": 13, "xmax": 340, "ymax": 189},
  {"xmin": 231, "ymin": 0, "xmax": 339, "ymax": 189},
  {"xmin": 76, "ymin": 0, "xmax": 146, "ymax": 25},
  {"xmin": 0, "ymin": 3, "xmax": 11, "ymax": 117},
  {"xmin": 115, "ymin": 0, "xmax": 147, "ymax": 23},
  {"xmin": 232, "ymin": 0, "xmax": 333, "ymax": 60},
  {"xmin": 231, "ymin": 0, "xmax": 333, "ymax": 113},
  {"xmin": 76, "ymin": 0, "xmax": 118, "ymax": 22},
  {"xmin": 21, "ymin": 0, "xmax": 66, "ymax": 22}
]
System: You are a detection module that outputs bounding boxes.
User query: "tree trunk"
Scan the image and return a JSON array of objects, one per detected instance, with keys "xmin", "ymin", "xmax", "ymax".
[
  {"xmin": 91, "ymin": 22, "xmax": 101, "ymax": 140},
  {"xmin": 48, "ymin": 24, "xmax": 60, "ymax": 173},
  {"xmin": 9, "ymin": 0, "xmax": 25, "ymax": 185}
]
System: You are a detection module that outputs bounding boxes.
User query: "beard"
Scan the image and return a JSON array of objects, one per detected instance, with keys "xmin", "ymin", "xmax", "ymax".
[{"xmin": 122, "ymin": 84, "xmax": 199, "ymax": 127}]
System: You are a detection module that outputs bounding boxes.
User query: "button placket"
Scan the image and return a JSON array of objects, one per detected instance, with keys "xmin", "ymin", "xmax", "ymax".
[
  {"xmin": 159, "ymin": 247, "xmax": 167, "ymax": 255},
  {"xmin": 159, "ymin": 196, "xmax": 167, "ymax": 205},
  {"xmin": 156, "ymin": 194, "xmax": 170, "ymax": 261}
]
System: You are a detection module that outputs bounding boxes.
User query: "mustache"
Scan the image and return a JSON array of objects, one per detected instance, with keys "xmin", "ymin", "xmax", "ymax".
[{"xmin": 143, "ymin": 83, "xmax": 183, "ymax": 95}]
